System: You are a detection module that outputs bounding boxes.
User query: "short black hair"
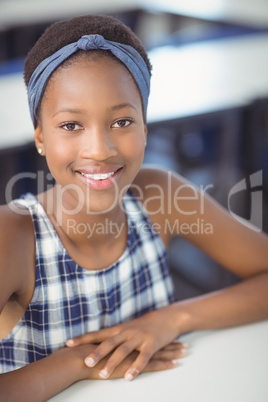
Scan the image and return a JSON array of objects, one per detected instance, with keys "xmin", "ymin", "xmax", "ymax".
[{"xmin": 24, "ymin": 14, "xmax": 152, "ymax": 86}]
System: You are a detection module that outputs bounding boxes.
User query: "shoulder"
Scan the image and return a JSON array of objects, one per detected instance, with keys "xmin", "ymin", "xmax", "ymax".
[
  {"xmin": 132, "ymin": 164, "xmax": 197, "ymax": 218},
  {"xmin": 133, "ymin": 164, "xmax": 196, "ymax": 195},
  {"xmin": 133, "ymin": 164, "xmax": 183, "ymax": 187},
  {"xmin": 133, "ymin": 165, "xmax": 233, "ymax": 228},
  {"xmin": 132, "ymin": 166, "xmax": 268, "ymax": 279},
  {"xmin": 131, "ymin": 165, "xmax": 191, "ymax": 246},
  {"xmin": 0, "ymin": 202, "xmax": 34, "ymax": 243},
  {"xmin": 0, "ymin": 203, "xmax": 35, "ymax": 303}
]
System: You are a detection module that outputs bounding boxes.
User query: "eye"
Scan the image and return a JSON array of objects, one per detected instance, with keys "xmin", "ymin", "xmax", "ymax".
[
  {"xmin": 60, "ymin": 122, "xmax": 82, "ymax": 131},
  {"xmin": 112, "ymin": 119, "xmax": 133, "ymax": 128}
]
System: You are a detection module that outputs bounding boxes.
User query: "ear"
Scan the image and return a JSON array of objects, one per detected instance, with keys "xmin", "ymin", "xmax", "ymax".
[
  {"xmin": 34, "ymin": 125, "xmax": 45, "ymax": 155},
  {"xmin": 144, "ymin": 124, "xmax": 148, "ymax": 146}
]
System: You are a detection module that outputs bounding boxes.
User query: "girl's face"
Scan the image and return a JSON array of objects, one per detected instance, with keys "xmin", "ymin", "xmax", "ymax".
[{"xmin": 35, "ymin": 55, "xmax": 147, "ymax": 215}]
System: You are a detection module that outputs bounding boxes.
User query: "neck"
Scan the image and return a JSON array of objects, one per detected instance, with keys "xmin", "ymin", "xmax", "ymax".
[{"xmin": 38, "ymin": 187, "xmax": 127, "ymax": 247}]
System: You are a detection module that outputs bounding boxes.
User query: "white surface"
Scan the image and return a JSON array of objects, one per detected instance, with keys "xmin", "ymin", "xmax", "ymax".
[
  {"xmin": 145, "ymin": 0, "xmax": 268, "ymax": 28},
  {"xmin": 147, "ymin": 33, "xmax": 268, "ymax": 123},
  {"xmin": 2, "ymin": 33, "xmax": 268, "ymax": 148},
  {"xmin": 148, "ymin": 34, "xmax": 268, "ymax": 121},
  {"xmin": 50, "ymin": 320, "xmax": 268, "ymax": 402},
  {"xmin": 0, "ymin": 74, "xmax": 33, "ymax": 149}
]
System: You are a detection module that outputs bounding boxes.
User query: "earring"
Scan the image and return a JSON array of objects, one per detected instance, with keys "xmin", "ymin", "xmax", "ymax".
[{"xmin": 37, "ymin": 148, "xmax": 43, "ymax": 155}]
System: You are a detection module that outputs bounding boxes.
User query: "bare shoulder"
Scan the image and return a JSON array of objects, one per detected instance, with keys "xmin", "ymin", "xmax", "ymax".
[
  {"xmin": 133, "ymin": 164, "xmax": 187, "ymax": 190},
  {"xmin": 0, "ymin": 202, "xmax": 34, "ymax": 246},
  {"xmin": 133, "ymin": 166, "xmax": 268, "ymax": 278},
  {"xmin": 0, "ymin": 203, "xmax": 35, "ymax": 307},
  {"xmin": 132, "ymin": 165, "xmax": 189, "ymax": 246},
  {"xmin": 132, "ymin": 164, "xmax": 195, "ymax": 218}
]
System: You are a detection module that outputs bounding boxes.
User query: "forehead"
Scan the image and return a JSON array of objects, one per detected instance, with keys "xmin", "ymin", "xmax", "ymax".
[
  {"xmin": 47, "ymin": 52, "xmax": 139, "ymax": 95},
  {"xmin": 58, "ymin": 49, "xmax": 121, "ymax": 71},
  {"xmin": 41, "ymin": 53, "xmax": 143, "ymax": 113},
  {"xmin": 50, "ymin": 50, "xmax": 136, "ymax": 86}
]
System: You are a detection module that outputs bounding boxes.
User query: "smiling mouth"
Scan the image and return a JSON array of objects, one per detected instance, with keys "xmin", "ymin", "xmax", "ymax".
[{"xmin": 77, "ymin": 167, "xmax": 123, "ymax": 181}]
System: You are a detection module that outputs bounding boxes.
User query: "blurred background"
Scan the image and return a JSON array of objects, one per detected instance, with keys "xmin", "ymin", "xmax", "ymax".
[{"xmin": 1, "ymin": 0, "xmax": 268, "ymax": 299}]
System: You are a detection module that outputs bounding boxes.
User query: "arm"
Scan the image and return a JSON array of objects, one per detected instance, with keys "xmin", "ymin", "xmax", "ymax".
[
  {"xmin": 0, "ymin": 205, "xmax": 36, "ymax": 341},
  {"xmin": 141, "ymin": 166, "xmax": 268, "ymax": 329},
  {"xmin": 172, "ymin": 271, "xmax": 268, "ymax": 333},
  {"xmin": 0, "ymin": 346, "xmax": 87, "ymax": 402},
  {"xmin": 0, "ymin": 204, "xmax": 180, "ymax": 399},
  {"xmin": 0, "ymin": 205, "xmax": 33, "ymax": 316},
  {"xmin": 0, "ymin": 343, "xmax": 181, "ymax": 401},
  {"xmin": 165, "ymin": 168, "xmax": 268, "ymax": 332},
  {"xmin": 68, "ymin": 167, "xmax": 268, "ymax": 380},
  {"xmin": 0, "ymin": 207, "xmax": 86, "ymax": 401}
]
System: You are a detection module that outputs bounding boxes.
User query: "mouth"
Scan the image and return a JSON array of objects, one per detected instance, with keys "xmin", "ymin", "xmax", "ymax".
[
  {"xmin": 79, "ymin": 170, "xmax": 118, "ymax": 181},
  {"xmin": 75, "ymin": 167, "xmax": 123, "ymax": 189}
]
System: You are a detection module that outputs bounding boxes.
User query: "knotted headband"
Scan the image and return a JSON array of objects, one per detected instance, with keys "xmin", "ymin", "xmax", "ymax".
[{"xmin": 27, "ymin": 34, "xmax": 151, "ymax": 126}]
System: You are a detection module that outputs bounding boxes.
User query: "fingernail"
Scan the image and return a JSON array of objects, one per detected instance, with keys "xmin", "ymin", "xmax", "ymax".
[
  {"xmin": 66, "ymin": 339, "xmax": 74, "ymax": 346},
  {"xmin": 180, "ymin": 348, "xmax": 187, "ymax": 356},
  {"xmin": 125, "ymin": 372, "xmax": 134, "ymax": 381},
  {"xmin": 85, "ymin": 357, "xmax": 95, "ymax": 367},
  {"xmin": 172, "ymin": 359, "xmax": 179, "ymax": 366},
  {"xmin": 182, "ymin": 342, "xmax": 189, "ymax": 348},
  {"xmin": 99, "ymin": 368, "xmax": 109, "ymax": 379},
  {"xmin": 124, "ymin": 368, "xmax": 139, "ymax": 381}
]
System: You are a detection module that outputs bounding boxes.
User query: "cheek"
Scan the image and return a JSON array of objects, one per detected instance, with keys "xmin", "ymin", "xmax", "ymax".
[
  {"xmin": 122, "ymin": 133, "xmax": 146, "ymax": 161},
  {"xmin": 43, "ymin": 134, "xmax": 77, "ymax": 177},
  {"xmin": 45, "ymin": 140, "xmax": 64, "ymax": 162},
  {"xmin": 43, "ymin": 130, "xmax": 75, "ymax": 157}
]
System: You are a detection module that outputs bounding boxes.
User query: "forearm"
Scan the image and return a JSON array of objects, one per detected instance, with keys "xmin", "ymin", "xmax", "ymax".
[
  {"xmin": 173, "ymin": 272, "xmax": 268, "ymax": 334},
  {"xmin": 0, "ymin": 346, "xmax": 89, "ymax": 402}
]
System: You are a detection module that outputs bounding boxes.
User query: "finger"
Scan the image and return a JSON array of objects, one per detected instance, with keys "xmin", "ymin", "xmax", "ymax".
[
  {"xmin": 66, "ymin": 327, "xmax": 119, "ymax": 347},
  {"xmin": 153, "ymin": 348, "xmax": 187, "ymax": 361},
  {"xmin": 159, "ymin": 341, "xmax": 188, "ymax": 352},
  {"xmin": 142, "ymin": 358, "xmax": 179, "ymax": 374},
  {"xmin": 99, "ymin": 341, "xmax": 189, "ymax": 378},
  {"xmin": 123, "ymin": 349, "xmax": 155, "ymax": 381},
  {"xmin": 153, "ymin": 342, "xmax": 188, "ymax": 360},
  {"xmin": 84, "ymin": 333, "xmax": 127, "ymax": 368},
  {"xmin": 98, "ymin": 340, "xmax": 138, "ymax": 379}
]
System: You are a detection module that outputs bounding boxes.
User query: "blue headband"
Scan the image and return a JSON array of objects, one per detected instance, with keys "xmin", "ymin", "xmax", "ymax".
[{"xmin": 27, "ymin": 34, "xmax": 151, "ymax": 126}]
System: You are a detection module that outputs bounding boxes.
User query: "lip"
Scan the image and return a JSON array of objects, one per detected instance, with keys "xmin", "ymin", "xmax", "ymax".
[
  {"xmin": 75, "ymin": 166, "xmax": 123, "ymax": 190},
  {"xmin": 76, "ymin": 166, "xmax": 122, "ymax": 175}
]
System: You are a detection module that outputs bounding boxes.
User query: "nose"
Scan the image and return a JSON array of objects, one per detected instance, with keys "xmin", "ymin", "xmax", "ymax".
[{"xmin": 79, "ymin": 126, "xmax": 117, "ymax": 161}]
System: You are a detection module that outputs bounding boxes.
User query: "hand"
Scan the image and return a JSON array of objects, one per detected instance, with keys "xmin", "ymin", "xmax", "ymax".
[
  {"xmin": 66, "ymin": 305, "xmax": 185, "ymax": 381},
  {"xmin": 81, "ymin": 343, "xmax": 186, "ymax": 380}
]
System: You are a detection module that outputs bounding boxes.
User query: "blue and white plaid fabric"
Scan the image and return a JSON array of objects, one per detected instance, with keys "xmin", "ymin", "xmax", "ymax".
[{"xmin": 0, "ymin": 190, "xmax": 176, "ymax": 373}]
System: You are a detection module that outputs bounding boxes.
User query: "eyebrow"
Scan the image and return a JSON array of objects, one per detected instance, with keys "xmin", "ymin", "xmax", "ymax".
[
  {"xmin": 110, "ymin": 103, "xmax": 138, "ymax": 112},
  {"xmin": 52, "ymin": 108, "xmax": 87, "ymax": 117},
  {"xmin": 52, "ymin": 103, "xmax": 138, "ymax": 117}
]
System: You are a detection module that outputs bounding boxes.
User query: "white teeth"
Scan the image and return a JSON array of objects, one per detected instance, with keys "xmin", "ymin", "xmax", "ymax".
[{"xmin": 80, "ymin": 171, "xmax": 115, "ymax": 180}]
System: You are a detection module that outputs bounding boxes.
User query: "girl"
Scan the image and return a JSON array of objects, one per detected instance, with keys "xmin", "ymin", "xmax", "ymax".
[{"xmin": 0, "ymin": 14, "xmax": 268, "ymax": 401}]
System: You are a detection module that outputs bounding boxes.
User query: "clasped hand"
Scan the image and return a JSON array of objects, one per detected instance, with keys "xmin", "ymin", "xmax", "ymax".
[{"xmin": 66, "ymin": 305, "xmax": 187, "ymax": 381}]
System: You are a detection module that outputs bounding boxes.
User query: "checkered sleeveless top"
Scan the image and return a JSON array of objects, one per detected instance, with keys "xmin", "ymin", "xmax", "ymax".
[{"xmin": 0, "ymin": 190, "xmax": 176, "ymax": 373}]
